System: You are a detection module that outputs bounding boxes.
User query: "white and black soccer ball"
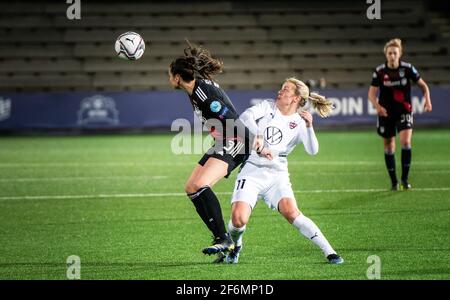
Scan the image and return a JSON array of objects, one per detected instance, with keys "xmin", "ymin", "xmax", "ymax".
[{"xmin": 115, "ymin": 32, "xmax": 145, "ymax": 60}]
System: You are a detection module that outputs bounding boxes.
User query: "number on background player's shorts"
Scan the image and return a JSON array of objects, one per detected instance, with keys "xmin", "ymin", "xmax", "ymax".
[{"xmin": 377, "ymin": 113, "xmax": 413, "ymax": 138}]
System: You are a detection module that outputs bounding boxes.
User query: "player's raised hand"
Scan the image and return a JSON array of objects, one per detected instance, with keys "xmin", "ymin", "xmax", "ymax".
[{"xmin": 299, "ymin": 110, "xmax": 313, "ymax": 127}]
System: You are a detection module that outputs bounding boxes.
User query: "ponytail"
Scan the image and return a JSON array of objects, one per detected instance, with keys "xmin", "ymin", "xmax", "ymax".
[
  {"xmin": 285, "ymin": 77, "xmax": 334, "ymax": 118},
  {"xmin": 307, "ymin": 92, "xmax": 334, "ymax": 118},
  {"xmin": 169, "ymin": 40, "xmax": 223, "ymax": 81}
]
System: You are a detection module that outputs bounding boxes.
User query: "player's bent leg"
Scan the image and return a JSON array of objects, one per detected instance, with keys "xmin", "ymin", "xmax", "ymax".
[
  {"xmin": 185, "ymin": 164, "xmax": 204, "ymax": 194},
  {"xmin": 231, "ymin": 201, "xmax": 252, "ymax": 228},
  {"xmin": 198, "ymin": 158, "xmax": 235, "ymax": 255},
  {"xmin": 278, "ymin": 197, "xmax": 301, "ymax": 224},
  {"xmin": 185, "ymin": 164, "xmax": 221, "ymax": 236},
  {"xmin": 278, "ymin": 198, "xmax": 344, "ymax": 265},
  {"xmin": 226, "ymin": 201, "xmax": 251, "ymax": 264},
  {"xmin": 185, "ymin": 158, "xmax": 235, "ymax": 255},
  {"xmin": 193, "ymin": 157, "xmax": 229, "ymax": 189},
  {"xmin": 399, "ymin": 129, "xmax": 412, "ymax": 190}
]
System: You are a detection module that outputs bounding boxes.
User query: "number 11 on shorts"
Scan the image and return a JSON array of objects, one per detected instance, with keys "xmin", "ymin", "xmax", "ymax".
[{"xmin": 236, "ymin": 179, "xmax": 246, "ymax": 190}]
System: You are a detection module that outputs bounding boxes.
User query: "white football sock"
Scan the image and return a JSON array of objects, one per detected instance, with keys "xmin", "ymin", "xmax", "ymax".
[
  {"xmin": 292, "ymin": 214, "xmax": 336, "ymax": 257},
  {"xmin": 228, "ymin": 220, "xmax": 246, "ymax": 247}
]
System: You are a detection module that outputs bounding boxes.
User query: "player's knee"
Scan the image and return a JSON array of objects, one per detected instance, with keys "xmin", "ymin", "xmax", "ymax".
[
  {"xmin": 384, "ymin": 140, "xmax": 395, "ymax": 153},
  {"xmin": 185, "ymin": 181, "xmax": 205, "ymax": 194},
  {"xmin": 184, "ymin": 182, "xmax": 193, "ymax": 194},
  {"xmin": 278, "ymin": 198, "xmax": 300, "ymax": 223},
  {"xmin": 231, "ymin": 214, "xmax": 248, "ymax": 228},
  {"xmin": 384, "ymin": 145, "xmax": 395, "ymax": 154},
  {"xmin": 401, "ymin": 143, "xmax": 411, "ymax": 149}
]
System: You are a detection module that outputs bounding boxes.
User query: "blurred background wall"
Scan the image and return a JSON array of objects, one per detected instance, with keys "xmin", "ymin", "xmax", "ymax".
[{"xmin": 0, "ymin": 0, "xmax": 449, "ymax": 132}]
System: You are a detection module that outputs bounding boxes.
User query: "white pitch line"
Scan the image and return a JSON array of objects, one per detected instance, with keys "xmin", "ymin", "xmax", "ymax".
[
  {"xmin": 0, "ymin": 192, "xmax": 187, "ymax": 201},
  {"xmin": 0, "ymin": 162, "xmax": 185, "ymax": 167},
  {"xmin": 296, "ymin": 170, "xmax": 450, "ymax": 176},
  {"xmin": 1, "ymin": 161, "xmax": 450, "ymax": 168},
  {"xmin": 0, "ymin": 176, "xmax": 168, "ymax": 183},
  {"xmin": 1, "ymin": 187, "xmax": 450, "ymax": 201},
  {"xmin": 296, "ymin": 187, "xmax": 450, "ymax": 193},
  {"xmin": 2, "ymin": 171, "xmax": 450, "ymax": 183}
]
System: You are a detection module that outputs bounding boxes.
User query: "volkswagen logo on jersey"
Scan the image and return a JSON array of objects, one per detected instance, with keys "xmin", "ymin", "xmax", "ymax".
[
  {"xmin": 264, "ymin": 126, "xmax": 283, "ymax": 145},
  {"xmin": 210, "ymin": 101, "xmax": 222, "ymax": 113}
]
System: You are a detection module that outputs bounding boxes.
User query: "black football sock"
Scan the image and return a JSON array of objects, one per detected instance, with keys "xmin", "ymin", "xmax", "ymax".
[
  {"xmin": 194, "ymin": 186, "xmax": 228, "ymax": 241},
  {"xmin": 401, "ymin": 147, "xmax": 412, "ymax": 183},
  {"xmin": 384, "ymin": 152, "xmax": 398, "ymax": 186},
  {"xmin": 188, "ymin": 188, "xmax": 216, "ymax": 235}
]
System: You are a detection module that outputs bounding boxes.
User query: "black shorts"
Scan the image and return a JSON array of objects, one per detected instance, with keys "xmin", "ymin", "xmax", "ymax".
[
  {"xmin": 198, "ymin": 139, "xmax": 250, "ymax": 178},
  {"xmin": 377, "ymin": 113, "xmax": 413, "ymax": 138}
]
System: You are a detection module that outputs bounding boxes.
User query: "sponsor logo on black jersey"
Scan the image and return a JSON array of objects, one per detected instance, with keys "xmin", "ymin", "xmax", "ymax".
[
  {"xmin": 218, "ymin": 106, "xmax": 229, "ymax": 120},
  {"xmin": 210, "ymin": 101, "xmax": 222, "ymax": 113}
]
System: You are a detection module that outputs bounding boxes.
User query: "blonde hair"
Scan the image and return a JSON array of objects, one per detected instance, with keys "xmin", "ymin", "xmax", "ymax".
[
  {"xmin": 383, "ymin": 38, "xmax": 403, "ymax": 55},
  {"xmin": 285, "ymin": 77, "xmax": 334, "ymax": 118}
]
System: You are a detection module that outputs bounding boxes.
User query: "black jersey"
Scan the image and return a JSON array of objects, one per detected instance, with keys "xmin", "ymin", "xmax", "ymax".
[
  {"xmin": 188, "ymin": 78, "xmax": 251, "ymax": 144},
  {"xmin": 371, "ymin": 61, "xmax": 421, "ymax": 115}
]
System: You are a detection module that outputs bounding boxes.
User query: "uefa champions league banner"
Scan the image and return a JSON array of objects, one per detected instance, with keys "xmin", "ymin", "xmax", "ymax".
[{"xmin": 0, "ymin": 87, "xmax": 449, "ymax": 130}]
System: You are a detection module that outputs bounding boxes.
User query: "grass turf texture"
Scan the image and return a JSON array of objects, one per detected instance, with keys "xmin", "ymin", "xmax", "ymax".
[{"xmin": 0, "ymin": 129, "xmax": 449, "ymax": 279}]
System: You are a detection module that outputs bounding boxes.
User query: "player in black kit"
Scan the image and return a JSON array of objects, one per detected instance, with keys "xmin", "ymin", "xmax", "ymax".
[
  {"xmin": 368, "ymin": 38, "xmax": 432, "ymax": 190},
  {"xmin": 168, "ymin": 41, "xmax": 254, "ymax": 257}
]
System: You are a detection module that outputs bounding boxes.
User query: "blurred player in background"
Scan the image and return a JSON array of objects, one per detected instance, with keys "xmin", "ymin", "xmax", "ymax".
[
  {"xmin": 221, "ymin": 78, "xmax": 344, "ymax": 265},
  {"xmin": 368, "ymin": 38, "xmax": 432, "ymax": 190},
  {"xmin": 169, "ymin": 41, "xmax": 253, "ymax": 256}
]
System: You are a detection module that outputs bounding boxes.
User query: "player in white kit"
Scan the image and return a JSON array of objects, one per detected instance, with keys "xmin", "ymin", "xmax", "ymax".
[{"xmin": 223, "ymin": 78, "xmax": 344, "ymax": 264}]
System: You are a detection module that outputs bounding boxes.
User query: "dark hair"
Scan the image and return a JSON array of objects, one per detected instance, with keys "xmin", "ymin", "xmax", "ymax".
[{"xmin": 169, "ymin": 41, "xmax": 223, "ymax": 81}]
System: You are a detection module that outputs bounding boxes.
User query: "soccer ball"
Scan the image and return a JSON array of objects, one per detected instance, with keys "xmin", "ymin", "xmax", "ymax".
[{"xmin": 115, "ymin": 32, "xmax": 145, "ymax": 60}]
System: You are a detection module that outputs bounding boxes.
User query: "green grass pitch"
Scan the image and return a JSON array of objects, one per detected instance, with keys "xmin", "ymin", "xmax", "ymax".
[{"xmin": 0, "ymin": 129, "xmax": 449, "ymax": 279}]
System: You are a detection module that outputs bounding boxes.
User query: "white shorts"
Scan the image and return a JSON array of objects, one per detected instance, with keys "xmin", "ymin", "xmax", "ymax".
[{"xmin": 231, "ymin": 162, "xmax": 295, "ymax": 210}]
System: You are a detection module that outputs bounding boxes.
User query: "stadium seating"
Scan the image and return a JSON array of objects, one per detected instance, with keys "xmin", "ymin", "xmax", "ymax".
[{"xmin": 0, "ymin": 0, "xmax": 449, "ymax": 91}]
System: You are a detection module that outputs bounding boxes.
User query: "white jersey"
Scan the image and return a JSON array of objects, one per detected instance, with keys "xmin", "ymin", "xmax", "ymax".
[{"xmin": 239, "ymin": 100, "xmax": 319, "ymax": 172}]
